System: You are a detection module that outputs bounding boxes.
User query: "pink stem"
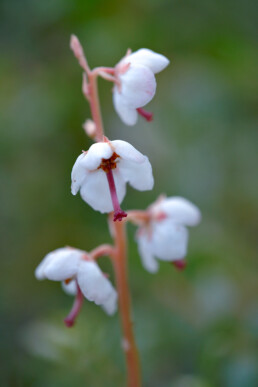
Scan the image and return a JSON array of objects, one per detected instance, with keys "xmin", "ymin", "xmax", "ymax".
[
  {"xmin": 92, "ymin": 67, "xmax": 115, "ymax": 75},
  {"xmin": 88, "ymin": 73, "xmax": 104, "ymax": 141},
  {"xmin": 106, "ymin": 168, "xmax": 127, "ymax": 222},
  {"xmin": 90, "ymin": 244, "xmax": 115, "ymax": 260},
  {"xmin": 137, "ymin": 108, "xmax": 153, "ymax": 122},
  {"xmin": 64, "ymin": 283, "xmax": 84, "ymax": 327},
  {"xmin": 112, "ymin": 218, "xmax": 141, "ymax": 387}
]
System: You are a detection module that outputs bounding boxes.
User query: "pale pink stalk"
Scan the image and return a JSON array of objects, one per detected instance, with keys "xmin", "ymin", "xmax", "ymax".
[
  {"xmin": 112, "ymin": 217, "xmax": 141, "ymax": 387},
  {"xmin": 71, "ymin": 36, "xmax": 141, "ymax": 386},
  {"xmin": 90, "ymin": 244, "xmax": 115, "ymax": 260}
]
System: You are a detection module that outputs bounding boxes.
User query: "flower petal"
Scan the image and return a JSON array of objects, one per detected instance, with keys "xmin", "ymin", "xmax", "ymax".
[
  {"xmin": 111, "ymin": 140, "xmax": 146, "ymax": 163},
  {"xmin": 80, "ymin": 168, "xmax": 126, "ymax": 213},
  {"xmin": 159, "ymin": 197, "xmax": 201, "ymax": 226},
  {"xmin": 41, "ymin": 248, "xmax": 82, "ymax": 281},
  {"xmin": 118, "ymin": 157, "xmax": 154, "ymax": 191},
  {"xmin": 151, "ymin": 220, "xmax": 188, "ymax": 261},
  {"xmin": 127, "ymin": 48, "xmax": 170, "ymax": 74},
  {"xmin": 71, "ymin": 153, "xmax": 89, "ymax": 195},
  {"xmin": 35, "ymin": 250, "xmax": 57, "ymax": 280},
  {"xmin": 113, "ymin": 90, "xmax": 138, "ymax": 126},
  {"xmin": 77, "ymin": 260, "xmax": 117, "ymax": 314},
  {"xmin": 118, "ymin": 63, "xmax": 156, "ymax": 108},
  {"xmin": 83, "ymin": 142, "xmax": 113, "ymax": 170},
  {"xmin": 137, "ymin": 231, "xmax": 159, "ymax": 273},
  {"xmin": 62, "ymin": 280, "xmax": 77, "ymax": 295},
  {"xmin": 101, "ymin": 291, "xmax": 118, "ymax": 315}
]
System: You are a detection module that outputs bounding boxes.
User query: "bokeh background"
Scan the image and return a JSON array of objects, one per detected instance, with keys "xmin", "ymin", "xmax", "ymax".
[{"xmin": 1, "ymin": 0, "xmax": 257, "ymax": 386}]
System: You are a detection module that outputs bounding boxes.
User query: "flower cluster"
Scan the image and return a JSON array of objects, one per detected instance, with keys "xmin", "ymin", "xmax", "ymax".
[{"xmin": 35, "ymin": 37, "xmax": 201, "ymax": 334}]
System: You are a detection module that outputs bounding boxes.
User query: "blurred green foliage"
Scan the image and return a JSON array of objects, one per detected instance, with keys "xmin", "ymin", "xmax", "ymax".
[{"xmin": 0, "ymin": 0, "xmax": 257, "ymax": 386}]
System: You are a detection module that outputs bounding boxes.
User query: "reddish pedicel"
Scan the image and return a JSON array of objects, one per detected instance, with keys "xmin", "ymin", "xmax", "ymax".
[
  {"xmin": 102, "ymin": 155, "xmax": 127, "ymax": 222},
  {"xmin": 64, "ymin": 283, "xmax": 84, "ymax": 327}
]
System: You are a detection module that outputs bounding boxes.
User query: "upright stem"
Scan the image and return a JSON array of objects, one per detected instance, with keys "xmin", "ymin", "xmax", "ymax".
[
  {"xmin": 112, "ymin": 217, "xmax": 141, "ymax": 387},
  {"xmin": 88, "ymin": 73, "xmax": 104, "ymax": 141},
  {"xmin": 85, "ymin": 56, "xmax": 141, "ymax": 385}
]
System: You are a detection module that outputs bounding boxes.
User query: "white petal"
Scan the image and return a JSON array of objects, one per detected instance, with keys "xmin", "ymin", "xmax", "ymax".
[
  {"xmin": 127, "ymin": 48, "xmax": 170, "ymax": 74},
  {"xmin": 101, "ymin": 291, "xmax": 118, "ymax": 315},
  {"xmin": 42, "ymin": 248, "xmax": 82, "ymax": 281},
  {"xmin": 111, "ymin": 140, "xmax": 146, "ymax": 163},
  {"xmin": 71, "ymin": 153, "xmax": 89, "ymax": 195},
  {"xmin": 35, "ymin": 250, "xmax": 58, "ymax": 280},
  {"xmin": 83, "ymin": 142, "xmax": 113, "ymax": 170},
  {"xmin": 118, "ymin": 63, "xmax": 156, "ymax": 108},
  {"xmin": 77, "ymin": 261, "xmax": 117, "ymax": 314},
  {"xmin": 80, "ymin": 168, "xmax": 126, "ymax": 213},
  {"xmin": 61, "ymin": 280, "xmax": 77, "ymax": 295},
  {"xmin": 113, "ymin": 90, "xmax": 138, "ymax": 126},
  {"xmin": 137, "ymin": 231, "xmax": 159, "ymax": 273},
  {"xmin": 151, "ymin": 220, "xmax": 188, "ymax": 261},
  {"xmin": 159, "ymin": 197, "xmax": 201, "ymax": 226},
  {"xmin": 118, "ymin": 157, "xmax": 154, "ymax": 191}
]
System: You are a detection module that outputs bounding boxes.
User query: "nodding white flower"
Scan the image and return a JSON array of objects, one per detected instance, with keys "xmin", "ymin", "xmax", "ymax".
[
  {"xmin": 35, "ymin": 247, "xmax": 118, "ymax": 326},
  {"xmin": 71, "ymin": 139, "xmax": 154, "ymax": 221},
  {"xmin": 113, "ymin": 48, "xmax": 169, "ymax": 125},
  {"xmin": 136, "ymin": 196, "xmax": 201, "ymax": 273}
]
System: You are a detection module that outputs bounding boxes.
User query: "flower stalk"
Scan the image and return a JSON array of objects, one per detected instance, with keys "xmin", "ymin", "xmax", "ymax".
[
  {"xmin": 112, "ymin": 216, "xmax": 141, "ymax": 387},
  {"xmin": 70, "ymin": 37, "xmax": 141, "ymax": 385},
  {"xmin": 35, "ymin": 35, "xmax": 201, "ymax": 387}
]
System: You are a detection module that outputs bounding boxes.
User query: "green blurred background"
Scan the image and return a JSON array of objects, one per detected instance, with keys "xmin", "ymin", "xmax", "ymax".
[{"xmin": 1, "ymin": 0, "xmax": 257, "ymax": 386}]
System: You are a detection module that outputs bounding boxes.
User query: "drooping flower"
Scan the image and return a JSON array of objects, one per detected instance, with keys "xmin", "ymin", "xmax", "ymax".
[
  {"xmin": 35, "ymin": 247, "xmax": 118, "ymax": 326},
  {"xmin": 71, "ymin": 139, "xmax": 154, "ymax": 220},
  {"xmin": 113, "ymin": 48, "xmax": 169, "ymax": 125},
  {"xmin": 135, "ymin": 196, "xmax": 201, "ymax": 273}
]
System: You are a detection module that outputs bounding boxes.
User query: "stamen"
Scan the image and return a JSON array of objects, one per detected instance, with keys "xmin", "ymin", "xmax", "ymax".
[
  {"xmin": 172, "ymin": 259, "xmax": 187, "ymax": 271},
  {"xmin": 106, "ymin": 167, "xmax": 127, "ymax": 222},
  {"xmin": 137, "ymin": 108, "xmax": 153, "ymax": 122},
  {"xmin": 64, "ymin": 282, "xmax": 84, "ymax": 328}
]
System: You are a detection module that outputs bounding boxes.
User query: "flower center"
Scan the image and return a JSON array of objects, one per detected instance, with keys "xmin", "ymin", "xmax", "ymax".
[
  {"xmin": 98, "ymin": 152, "xmax": 119, "ymax": 173},
  {"xmin": 100, "ymin": 153, "xmax": 127, "ymax": 222},
  {"xmin": 64, "ymin": 282, "xmax": 84, "ymax": 327}
]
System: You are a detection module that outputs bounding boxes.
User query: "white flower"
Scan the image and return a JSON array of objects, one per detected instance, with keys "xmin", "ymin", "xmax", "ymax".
[
  {"xmin": 71, "ymin": 139, "xmax": 154, "ymax": 220},
  {"xmin": 113, "ymin": 48, "xmax": 169, "ymax": 125},
  {"xmin": 35, "ymin": 247, "xmax": 118, "ymax": 323},
  {"xmin": 136, "ymin": 196, "xmax": 201, "ymax": 273}
]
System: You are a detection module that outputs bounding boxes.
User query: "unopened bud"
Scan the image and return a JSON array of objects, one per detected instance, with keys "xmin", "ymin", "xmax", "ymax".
[
  {"xmin": 70, "ymin": 34, "xmax": 89, "ymax": 72},
  {"xmin": 83, "ymin": 119, "xmax": 97, "ymax": 138},
  {"xmin": 70, "ymin": 35, "xmax": 84, "ymax": 59}
]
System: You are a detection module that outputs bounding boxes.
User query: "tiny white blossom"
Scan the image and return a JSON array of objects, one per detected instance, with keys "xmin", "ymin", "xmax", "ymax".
[
  {"xmin": 113, "ymin": 48, "xmax": 169, "ymax": 125},
  {"xmin": 136, "ymin": 196, "xmax": 201, "ymax": 273},
  {"xmin": 35, "ymin": 247, "xmax": 118, "ymax": 323},
  {"xmin": 71, "ymin": 139, "xmax": 154, "ymax": 220}
]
